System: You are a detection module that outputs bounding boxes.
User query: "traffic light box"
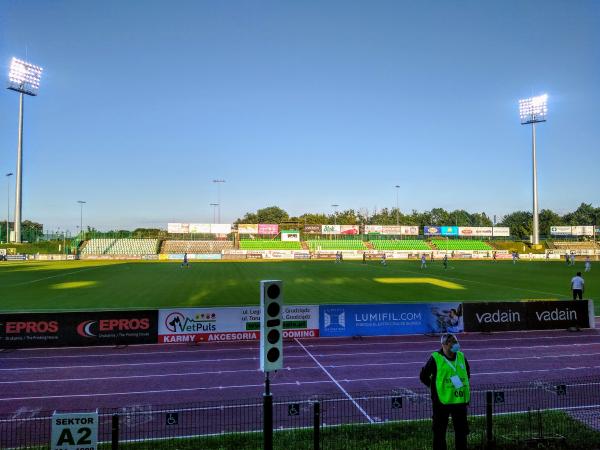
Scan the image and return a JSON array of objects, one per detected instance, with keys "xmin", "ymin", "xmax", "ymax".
[{"xmin": 260, "ymin": 280, "xmax": 283, "ymax": 372}]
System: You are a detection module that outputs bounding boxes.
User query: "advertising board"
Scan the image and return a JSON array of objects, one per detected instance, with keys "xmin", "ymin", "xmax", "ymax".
[
  {"xmin": 401, "ymin": 226, "xmax": 419, "ymax": 236},
  {"xmin": 340, "ymin": 225, "xmax": 360, "ymax": 235},
  {"xmin": 459, "ymin": 227, "xmax": 493, "ymax": 237},
  {"xmin": 572, "ymin": 226, "xmax": 594, "ymax": 236},
  {"xmin": 281, "ymin": 231, "xmax": 300, "ymax": 241},
  {"xmin": 189, "ymin": 223, "xmax": 211, "ymax": 233},
  {"xmin": 462, "ymin": 300, "xmax": 593, "ymax": 332},
  {"xmin": 322, "ymin": 224, "xmax": 341, "ymax": 235},
  {"xmin": 424, "ymin": 226, "xmax": 441, "ymax": 236},
  {"xmin": 258, "ymin": 224, "xmax": 278, "ymax": 235},
  {"xmin": 167, "ymin": 223, "xmax": 189, "ymax": 234},
  {"xmin": 158, "ymin": 305, "xmax": 319, "ymax": 343},
  {"xmin": 492, "ymin": 227, "xmax": 510, "ymax": 237},
  {"xmin": 551, "ymin": 226, "xmax": 573, "ymax": 236},
  {"xmin": 303, "ymin": 225, "xmax": 322, "ymax": 234},
  {"xmin": 381, "ymin": 225, "xmax": 402, "ymax": 235},
  {"xmin": 319, "ymin": 303, "xmax": 463, "ymax": 337},
  {"xmin": 210, "ymin": 224, "xmax": 232, "ymax": 234},
  {"xmin": 440, "ymin": 226, "xmax": 458, "ymax": 236},
  {"xmin": 365, "ymin": 225, "xmax": 383, "ymax": 234},
  {"xmin": 0, "ymin": 310, "xmax": 159, "ymax": 348},
  {"xmin": 238, "ymin": 224, "xmax": 259, "ymax": 234}
]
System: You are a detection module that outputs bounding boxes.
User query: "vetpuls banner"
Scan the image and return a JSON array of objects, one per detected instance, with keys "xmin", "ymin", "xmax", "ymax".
[
  {"xmin": 319, "ymin": 303, "xmax": 464, "ymax": 337},
  {"xmin": 158, "ymin": 305, "xmax": 319, "ymax": 343}
]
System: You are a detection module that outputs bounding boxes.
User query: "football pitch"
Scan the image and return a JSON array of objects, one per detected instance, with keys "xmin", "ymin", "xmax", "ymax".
[{"xmin": 0, "ymin": 259, "xmax": 597, "ymax": 313}]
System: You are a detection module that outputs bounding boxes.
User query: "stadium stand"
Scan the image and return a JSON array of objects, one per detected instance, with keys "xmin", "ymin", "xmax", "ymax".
[
  {"xmin": 81, "ymin": 238, "xmax": 159, "ymax": 255},
  {"xmin": 429, "ymin": 239, "xmax": 493, "ymax": 251},
  {"xmin": 239, "ymin": 239, "xmax": 302, "ymax": 250},
  {"xmin": 370, "ymin": 239, "xmax": 432, "ymax": 250},
  {"xmin": 161, "ymin": 240, "xmax": 234, "ymax": 254},
  {"xmin": 307, "ymin": 240, "xmax": 366, "ymax": 250}
]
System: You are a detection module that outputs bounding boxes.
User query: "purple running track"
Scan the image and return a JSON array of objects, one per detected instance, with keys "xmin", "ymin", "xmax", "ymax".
[{"xmin": 2, "ymin": 328, "xmax": 600, "ymax": 414}]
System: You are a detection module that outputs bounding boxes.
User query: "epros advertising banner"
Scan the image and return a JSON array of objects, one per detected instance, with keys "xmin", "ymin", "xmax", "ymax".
[
  {"xmin": 258, "ymin": 224, "xmax": 279, "ymax": 235},
  {"xmin": 158, "ymin": 305, "xmax": 319, "ymax": 343},
  {"xmin": 319, "ymin": 303, "xmax": 463, "ymax": 337},
  {"xmin": 0, "ymin": 310, "xmax": 159, "ymax": 348},
  {"xmin": 462, "ymin": 300, "xmax": 594, "ymax": 332}
]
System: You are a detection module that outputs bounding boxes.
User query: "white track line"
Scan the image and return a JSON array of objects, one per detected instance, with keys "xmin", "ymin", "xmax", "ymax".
[
  {"xmin": 4, "ymin": 365, "xmax": 600, "ymax": 402},
  {"xmin": 294, "ymin": 338, "xmax": 374, "ymax": 424},
  {"xmin": 4, "ymin": 342, "xmax": 600, "ymax": 371},
  {"xmin": 4, "ymin": 352, "xmax": 600, "ymax": 384},
  {"xmin": 3, "ymin": 333, "xmax": 598, "ymax": 362}
]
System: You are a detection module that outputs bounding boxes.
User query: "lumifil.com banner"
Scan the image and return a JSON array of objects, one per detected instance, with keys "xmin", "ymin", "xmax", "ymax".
[{"xmin": 158, "ymin": 305, "xmax": 319, "ymax": 343}]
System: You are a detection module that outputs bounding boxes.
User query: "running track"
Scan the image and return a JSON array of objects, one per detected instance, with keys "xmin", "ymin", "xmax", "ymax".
[{"xmin": 2, "ymin": 327, "xmax": 600, "ymax": 415}]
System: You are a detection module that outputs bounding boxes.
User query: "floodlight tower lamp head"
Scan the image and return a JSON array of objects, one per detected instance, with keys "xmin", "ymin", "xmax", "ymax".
[
  {"xmin": 519, "ymin": 93, "xmax": 548, "ymax": 125},
  {"xmin": 7, "ymin": 57, "xmax": 43, "ymax": 96}
]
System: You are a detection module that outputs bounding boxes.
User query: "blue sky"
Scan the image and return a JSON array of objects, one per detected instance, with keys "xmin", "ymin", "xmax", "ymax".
[{"xmin": 1, "ymin": 0, "xmax": 599, "ymax": 232}]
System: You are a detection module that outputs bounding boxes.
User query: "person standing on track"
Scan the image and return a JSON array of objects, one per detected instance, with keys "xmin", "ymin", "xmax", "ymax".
[
  {"xmin": 585, "ymin": 256, "xmax": 591, "ymax": 272},
  {"xmin": 571, "ymin": 271, "xmax": 585, "ymax": 300},
  {"xmin": 443, "ymin": 253, "xmax": 448, "ymax": 270},
  {"xmin": 181, "ymin": 252, "xmax": 190, "ymax": 268},
  {"xmin": 420, "ymin": 333, "xmax": 471, "ymax": 450}
]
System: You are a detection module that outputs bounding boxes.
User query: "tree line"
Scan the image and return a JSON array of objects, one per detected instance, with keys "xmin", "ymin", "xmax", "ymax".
[{"xmin": 235, "ymin": 203, "xmax": 600, "ymax": 240}]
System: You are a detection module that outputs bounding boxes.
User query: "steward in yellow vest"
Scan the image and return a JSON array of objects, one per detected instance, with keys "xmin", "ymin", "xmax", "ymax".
[{"xmin": 420, "ymin": 333, "xmax": 471, "ymax": 450}]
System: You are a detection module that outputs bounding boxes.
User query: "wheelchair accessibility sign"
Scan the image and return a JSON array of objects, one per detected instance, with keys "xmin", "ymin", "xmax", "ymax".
[{"xmin": 166, "ymin": 413, "xmax": 179, "ymax": 425}]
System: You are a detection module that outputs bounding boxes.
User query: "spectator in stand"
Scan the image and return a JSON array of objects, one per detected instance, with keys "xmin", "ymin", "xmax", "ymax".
[{"xmin": 571, "ymin": 272, "xmax": 585, "ymax": 300}]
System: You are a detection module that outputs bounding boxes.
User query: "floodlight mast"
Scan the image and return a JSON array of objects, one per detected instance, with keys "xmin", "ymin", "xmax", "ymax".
[
  {"xmin": 519, "ymin": 94, "xmax": 548, "ymax": 246},
  {"xmin": 7, "ymin": 57, "xmax": 43, "ymax": 243}
]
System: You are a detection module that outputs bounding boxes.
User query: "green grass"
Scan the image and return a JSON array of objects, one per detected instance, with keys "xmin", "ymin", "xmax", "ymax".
[
  {"xmin": 100, "ymin": 411, "xmax": 600, "ymax": 449},
  {"xmin": 0, "ymin": 259, "xmax": 597, "ymax": 313}
]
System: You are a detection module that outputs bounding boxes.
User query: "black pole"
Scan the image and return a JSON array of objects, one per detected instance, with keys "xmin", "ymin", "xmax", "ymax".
[
  {"xmin": 111, "ymin": 414, "xmax": 119, "ymax": 450},
  {"xmin": 486, "ymin": 391, "xmax": 493, "ymax": 448},
  {"xmin": 264, "ymin": 372, "xmax": 273, "ymax": 450},
  {"xmin": 313, "ymin": 401, "xmax": 321, "ymax": 450}
]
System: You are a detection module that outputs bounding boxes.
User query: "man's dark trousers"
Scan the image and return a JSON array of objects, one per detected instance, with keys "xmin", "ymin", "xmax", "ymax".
[
  {"xmin": 432, "ymin": 403, "xmax": 469, "ymax": 450},
  {"xmin": 573, "ymin": 289, "xmax": 583, "ymax": 300}
]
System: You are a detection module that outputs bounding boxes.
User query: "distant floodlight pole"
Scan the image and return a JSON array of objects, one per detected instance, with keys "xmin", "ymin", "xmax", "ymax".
[
  {"xmin": 331, "ymin": 204, "xmax": 339, "ymax": 225},
  {"xmin": 212, "ymin": 179, "xmax": 226, "ymax": 223},
  {"xmin": 394, "ymin": 185, "xmax": 400, "ymax": 227},
  {"xmin": 7, "ymin": 57, "xmax": 43, "ymax": 243},
  {"xmin": 77, "ymin": 201, "xmax": 86, "ymax": 239},
  {"xmin": 5, "ymin": 173, "xmax": 13, "ymax": 243},
  {"xmin": 210, "ymin": 203, "xmax": 219, "ymax": 224},
  {"xmin": 519, "ymin": 93, "xmax": 548, "ymax": 246}
]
